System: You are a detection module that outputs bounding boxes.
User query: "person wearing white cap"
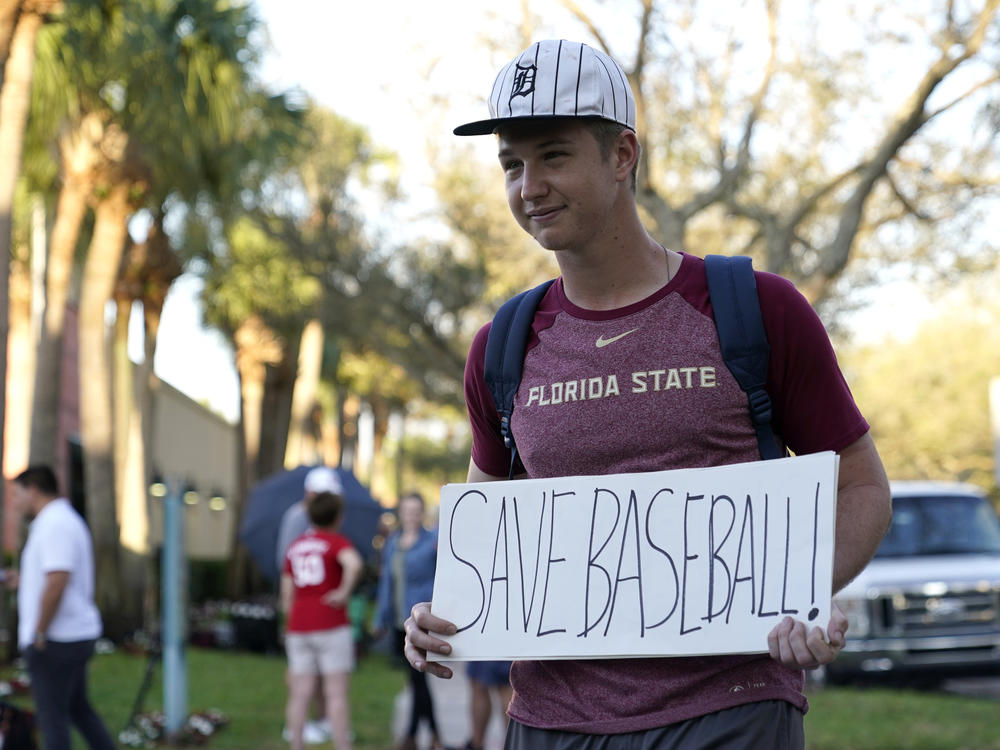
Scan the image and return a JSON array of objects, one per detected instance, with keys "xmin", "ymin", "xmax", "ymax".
[
  {"xmin": 281, "ymin": 490, "xmax": 362, "ymax": 750},
  {"xmin": 276, "ymin": 467, "xmax": 345, "ymax": 576},
  {"xmin": 276, "ymin": 466, "xmax": 345, "ymax": 745},
  {"xmin": 403, "ymin": 40, "xmax": 891, "ymax": 749}
]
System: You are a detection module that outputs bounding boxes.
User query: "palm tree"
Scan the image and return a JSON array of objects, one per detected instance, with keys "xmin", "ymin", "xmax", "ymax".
[
  {"xmin": 28, "ymin": 111, "xmax": 105, "ymax": 469},
  {"xmin": 22, "ymin": 0, "xmax": 296, "ymax": 630},
  {"xmin": 78, "ymin": 169, "xmax": 141, "ymax": 627},
  {"xmin": 0, "ymin": 0, "xmax": 60, "ymax": 541}
]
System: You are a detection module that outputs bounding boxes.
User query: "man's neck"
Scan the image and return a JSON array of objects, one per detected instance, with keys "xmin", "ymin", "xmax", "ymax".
[
  {"xmin": 32, "ymin": 494, "xmax": 59, "ymax": 516},
  {"xmin": 556, "ymin": 225, "xmax": 681, "ymax": 311}
]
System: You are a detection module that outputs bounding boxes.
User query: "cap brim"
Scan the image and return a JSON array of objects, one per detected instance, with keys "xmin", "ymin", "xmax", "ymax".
[
  {"xmin": 453, "ymin": 118, "xmax": 503, "ymax": 136},
  {"xmin": 454, "ymin": 116, "xmax": 566, "ymax": 136},
  {"xmin": 454, "ymin": 115, "xmax": 635, "ymax": 137},
  {"xmin": 454, "ymin": 115, "xmax": 598, "ymax": 136}
]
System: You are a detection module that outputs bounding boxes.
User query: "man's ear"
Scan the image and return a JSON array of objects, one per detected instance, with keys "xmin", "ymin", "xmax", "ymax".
[{"xmin": 614, "ymin": 129, "xmax": 640, "ymax": 183}]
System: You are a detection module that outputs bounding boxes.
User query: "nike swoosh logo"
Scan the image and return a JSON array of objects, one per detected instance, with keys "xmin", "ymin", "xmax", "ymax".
[{"xmin": 595, "ymin": 328, "xmax": 640, "ymax": 348}]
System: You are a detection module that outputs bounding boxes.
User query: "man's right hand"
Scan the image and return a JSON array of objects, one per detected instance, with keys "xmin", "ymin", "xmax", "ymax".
[{"xmin": 403, "ymin": 601, "xmax": 457, "ymax": 679}]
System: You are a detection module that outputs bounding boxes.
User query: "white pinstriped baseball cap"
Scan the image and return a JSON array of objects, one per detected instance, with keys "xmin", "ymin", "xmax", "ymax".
[{"xmin": 454, "ymin": 39, "xmax": 636, "ymax": 136}]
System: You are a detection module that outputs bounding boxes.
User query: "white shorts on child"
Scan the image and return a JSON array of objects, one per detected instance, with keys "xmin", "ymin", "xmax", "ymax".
[{"xmin": 285, "ymin": 625, "xmax": 354, "ymax": 674}]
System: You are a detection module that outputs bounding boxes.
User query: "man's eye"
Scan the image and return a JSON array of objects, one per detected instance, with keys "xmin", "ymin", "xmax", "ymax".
[
  {"xmin": 545, "ymin": 151, "xmax": 566, "ymax": 160},
  {"xmin": 503, "ymin": 160, "xmax": 522, "ymax": 172}
]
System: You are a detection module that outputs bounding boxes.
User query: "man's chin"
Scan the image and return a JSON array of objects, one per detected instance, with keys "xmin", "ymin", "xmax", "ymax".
[{"xmin": 530, "ymin": 231, "xmax": 568, "ymax": 253}]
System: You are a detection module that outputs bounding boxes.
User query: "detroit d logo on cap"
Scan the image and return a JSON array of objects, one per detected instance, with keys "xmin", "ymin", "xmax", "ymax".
[{"xmin": 511, "ymin": 63, "xmax": 537, "ymax": 101}]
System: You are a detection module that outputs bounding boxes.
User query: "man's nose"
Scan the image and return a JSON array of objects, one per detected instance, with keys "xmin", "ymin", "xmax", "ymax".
[{"xmin": 520, "ymin": 163, "xmax": 547, "ymax": 201}]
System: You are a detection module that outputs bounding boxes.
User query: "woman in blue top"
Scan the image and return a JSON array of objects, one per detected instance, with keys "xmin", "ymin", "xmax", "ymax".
[{"xmin": 375, "ymin": 492, "xmax": 442, "ymax": 750}]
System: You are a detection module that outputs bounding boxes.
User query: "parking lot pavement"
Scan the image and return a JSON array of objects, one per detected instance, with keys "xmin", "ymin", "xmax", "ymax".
[{"xmin": 392, "ymin": 661, "xmax": 506, "ymax": 750}]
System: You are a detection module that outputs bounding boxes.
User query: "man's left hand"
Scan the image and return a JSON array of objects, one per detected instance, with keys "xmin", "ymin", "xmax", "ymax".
[
  {"xmin": 33, "ymin": 632, "xmax": 47, "ymax": 651},
  {"xmin": 767, "ymin": 602, "xmax": 847, "ymax": 670}
]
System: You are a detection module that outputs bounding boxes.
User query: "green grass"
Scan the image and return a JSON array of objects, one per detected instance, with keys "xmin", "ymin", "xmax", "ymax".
[
  {"xmin": 4, "ymin": 649, "xmax": 999, "ymax": 749},
  {"xmin": 804, "ymin": 683, "xmax": 1000, "ymax": 750},
  {"xmin": 5, "ymin": 647, "xmax": 405, "ymax": 749}
]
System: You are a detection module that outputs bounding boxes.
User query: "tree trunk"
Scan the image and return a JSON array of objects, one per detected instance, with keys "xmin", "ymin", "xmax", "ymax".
[
  {"xmin": 238, "ymin": 354, "xmax": 265, "ymax": 485},
  {"xmin": 112, "ymin": 294, "xmax": 146, "ymax": 628},
  {"xmin": 112, "ymin": 296, "xmax": 130, "ymax": 511},
  {"xmin": 0, "ymin": 3, "xmax": 41, "ymax": 546},
  {"xmin": 141, "ymin": 301, "xmax": 160, "ymax": 625},
  {"xmin": 392, "ymin": 410, "xmax": 405, "ymax": 501},
  {"xmin": 337, "ymin": 389, "xmax": 357, "ymax": 471},
  {"xmin": 284, "ymin": 317, "xmax": 323, "ymax": 468},
  {"xmin": 369, "ymin": 395, "xmax": 390, "ymax": 499},
  {"xmin": 30, "ymin": 142, "xmax": 95, "ymax": 467},
  {"xmin": 0, "ymin": 1, "xmax": 60, "ymax": 93},
  {"xmin": 0, "ymin": 4, "xmax": 36, "ymax": 250},
  {"xmin": 78, "ymin": 183, "xmax": 130, "ymax": 636},
  {"xmin": 259, "ymin": 352, "xmax": 295, "ymax": 479},
  {"xmin": 319, "ymin": 390, "xmax": 340, "ymax": 467},
  {"xmin": 234, "ymin": 315, "xmax": 283, "ymax": 483},
  {"xmin": 0, "ymin": 0, "xmax": 23, "ymax": 93},
  {"xmin": 230, "ymin": 317, "xmax": 282, "ymax": 596},
  {"xmin": 3, "ymin": 230, "xmax": 32, "ymax": 552}
]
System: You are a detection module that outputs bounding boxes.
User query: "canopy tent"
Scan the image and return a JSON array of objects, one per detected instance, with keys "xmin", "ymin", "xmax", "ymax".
[{"xmin": 240, "ymin": 465, "xmax": 385, "ymax": 581}]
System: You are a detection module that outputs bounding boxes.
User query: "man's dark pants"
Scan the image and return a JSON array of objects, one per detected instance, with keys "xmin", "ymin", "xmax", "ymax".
[
  {"xmin": 25, "ymin": 639, "xmax": 115, "ymax": 750},
  {"xmin": 505, "ymin": 701, "xmax": 805, "ymax": 750}
]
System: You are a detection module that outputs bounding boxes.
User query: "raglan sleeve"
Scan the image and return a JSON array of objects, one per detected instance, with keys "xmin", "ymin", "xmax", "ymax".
[
  {"xmin": 758, "ymin": 272, "xmax": 870, "ymax": 455},
  {"xmin": 464, "ymin": 322, "xmax": 513, "ymax": 478}
]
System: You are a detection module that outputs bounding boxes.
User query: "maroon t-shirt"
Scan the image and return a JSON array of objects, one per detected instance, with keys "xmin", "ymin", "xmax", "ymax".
[{"xmin": 463, "ymin": 252, "xmax": 869, "ymax": 733}]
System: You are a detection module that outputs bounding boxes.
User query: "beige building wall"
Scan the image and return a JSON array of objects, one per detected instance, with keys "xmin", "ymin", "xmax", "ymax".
[{"xmin": 146, "ymin": 379, "xmax": 239, "ymax": 560}]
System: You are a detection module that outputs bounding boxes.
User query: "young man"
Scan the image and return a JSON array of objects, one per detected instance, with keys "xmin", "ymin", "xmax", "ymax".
[
  {"xmin": 404, "ymin": 40, "xmax": 892, "ymax": 749},
  {"xmin": 6, "ymin": 466, "xmax": 116, "ymax": 750}
]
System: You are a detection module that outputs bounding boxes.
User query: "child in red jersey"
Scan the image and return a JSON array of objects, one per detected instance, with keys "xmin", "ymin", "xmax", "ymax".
[{"xmin": 281, "ymin": 490, "xmax": 363, "ymax": 750}]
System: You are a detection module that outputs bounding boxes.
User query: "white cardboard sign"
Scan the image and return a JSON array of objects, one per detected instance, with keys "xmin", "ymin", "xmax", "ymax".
[{"xmin": 431, "ymin": 452, "xmax": 839, "ymax": 660}]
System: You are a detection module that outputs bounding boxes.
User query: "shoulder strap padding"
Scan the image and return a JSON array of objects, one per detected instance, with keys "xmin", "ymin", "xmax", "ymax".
[
  {"xmin": 704, "ymin": 255, "xmax": 784, "ymax": 460},
  {"xmin": 484, "ymin": 279, "xmax": 556, "ymax": 476}
]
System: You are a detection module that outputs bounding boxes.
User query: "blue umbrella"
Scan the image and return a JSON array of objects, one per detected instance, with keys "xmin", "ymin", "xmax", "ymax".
[{"xmin": 239, "ymin": 465, "xmax": 385, "ymax": 581}]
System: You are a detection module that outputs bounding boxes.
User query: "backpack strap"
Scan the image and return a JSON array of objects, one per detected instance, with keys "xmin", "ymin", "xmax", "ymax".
[
  {"xmin": 704, "ymin": 254, "xmax": 785, "ymax": 460},
  {"xmin": 483, "ymin": 279, "xmax": 556, "ymax": 479}
]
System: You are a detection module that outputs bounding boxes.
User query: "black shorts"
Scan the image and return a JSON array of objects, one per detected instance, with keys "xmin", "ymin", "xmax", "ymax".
[{"xmin": 504, "ymin": 701, "xmax": 804, "ymax": 750}]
